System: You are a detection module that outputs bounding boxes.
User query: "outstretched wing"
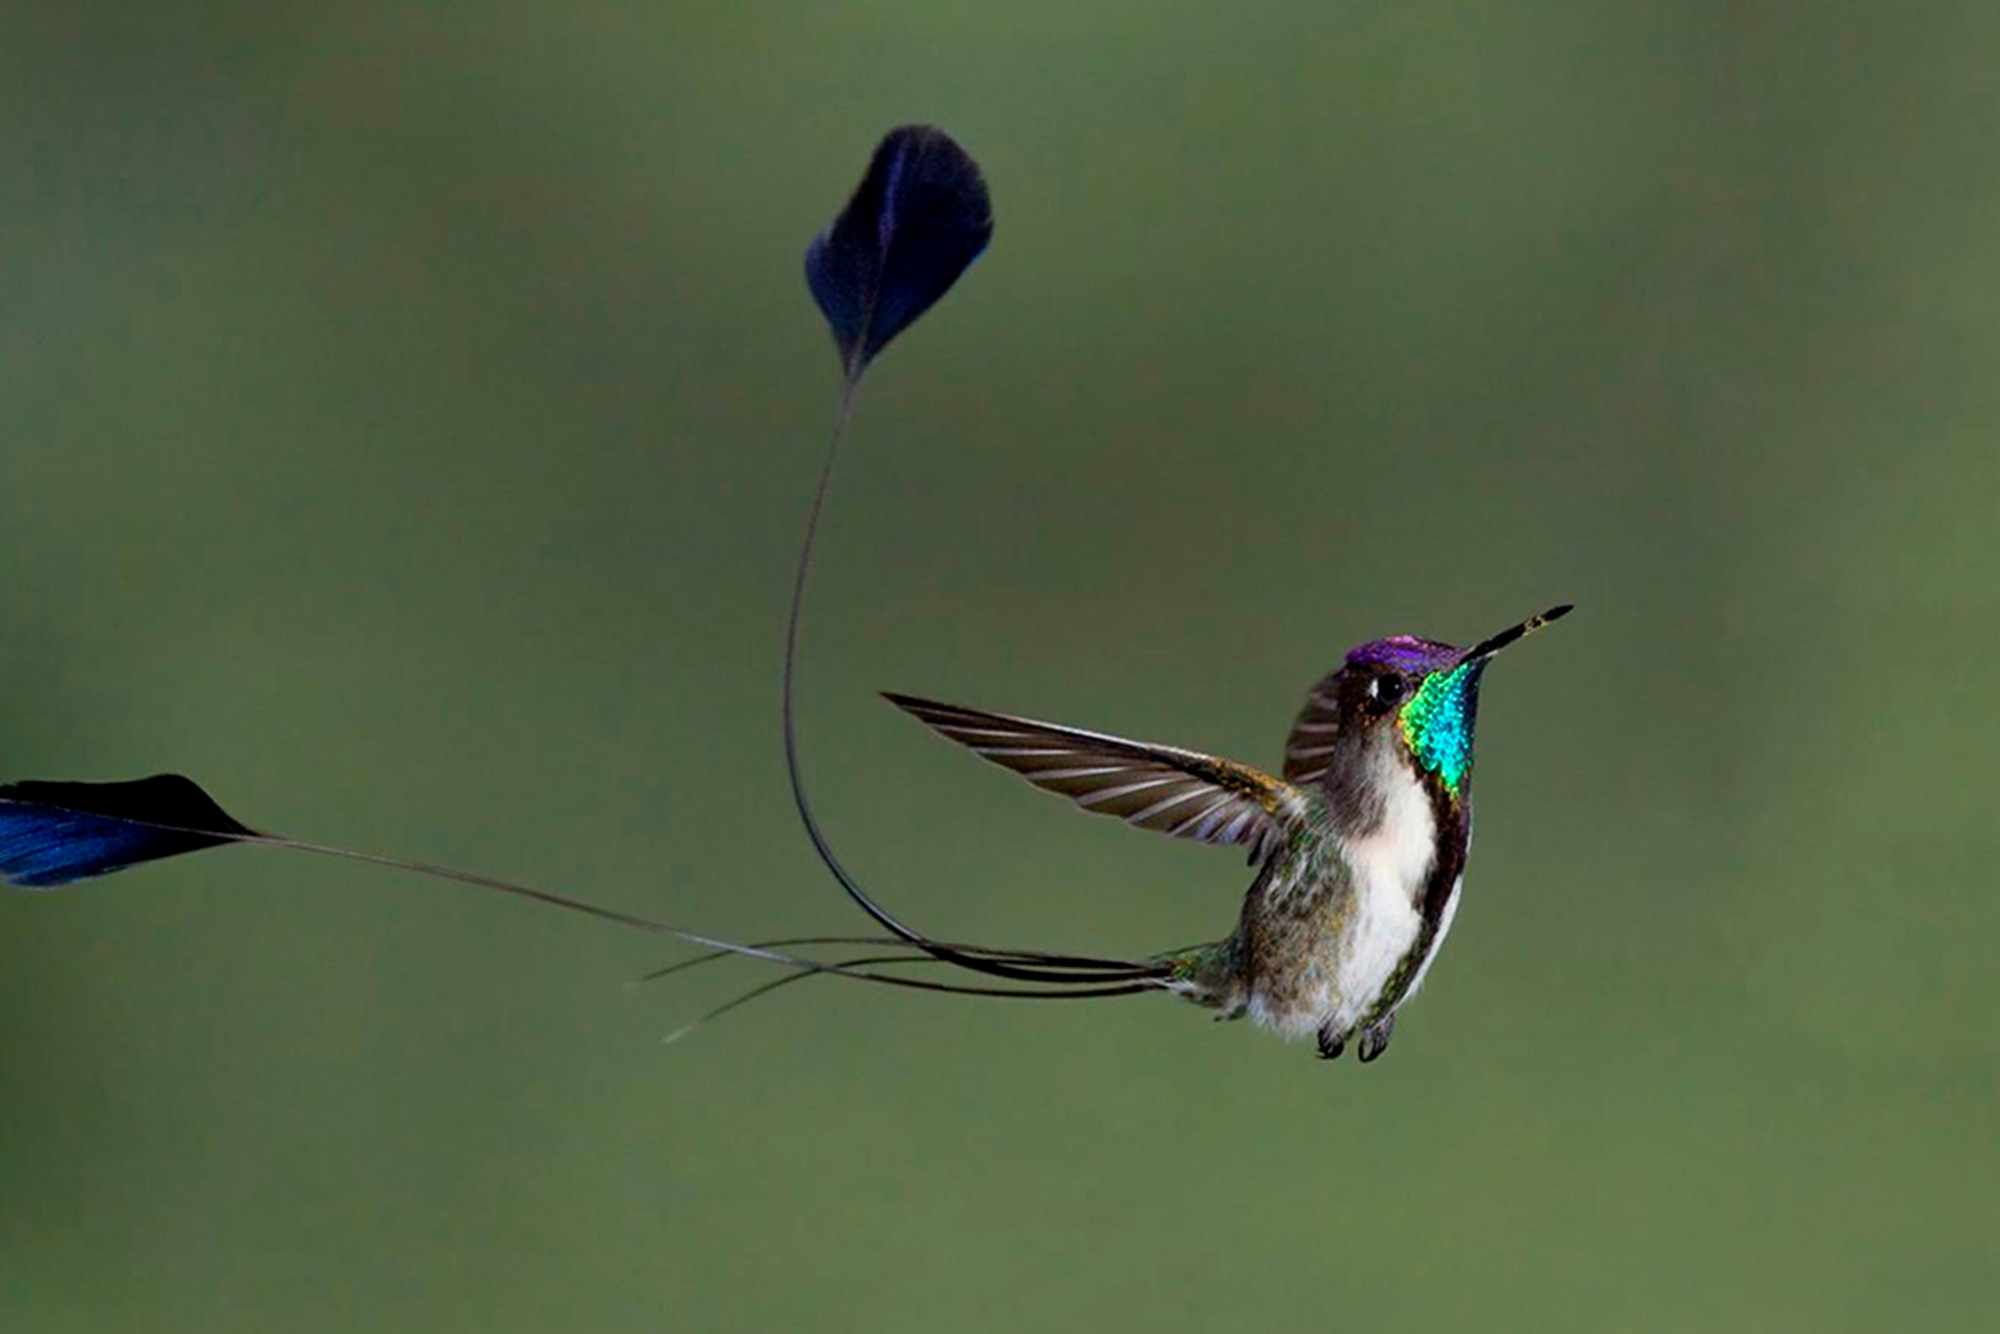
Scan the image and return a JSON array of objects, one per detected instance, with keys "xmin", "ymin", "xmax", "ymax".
[{"xmin": 883, "ymin": 693, "xmax": 1308, "ymax": 864}]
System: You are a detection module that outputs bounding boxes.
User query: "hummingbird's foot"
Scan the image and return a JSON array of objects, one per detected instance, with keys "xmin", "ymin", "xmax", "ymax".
[
  {"xmin": 1315, "ymin": 1025, "xmax": 1346, "ymax": 1061},
  {"xmin": 1357, "ymin": 1015, "xmax": 1396, "ymax": 1063}
]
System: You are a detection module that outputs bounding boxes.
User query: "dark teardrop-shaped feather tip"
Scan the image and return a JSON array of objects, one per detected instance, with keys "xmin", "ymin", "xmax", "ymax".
[
  {"xmin": 0, "ymin": 775, "xmax": 253, "ymax": 889},
  {"xmin": 805, "ymin": 124, "xmax": 994, "ymax": 379}
]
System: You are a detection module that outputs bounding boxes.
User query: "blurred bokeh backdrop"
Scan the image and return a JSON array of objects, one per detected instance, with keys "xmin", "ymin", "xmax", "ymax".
[{"xmin": 4, "ymin": 3, "xmax": 1997, "ymax": 1331}]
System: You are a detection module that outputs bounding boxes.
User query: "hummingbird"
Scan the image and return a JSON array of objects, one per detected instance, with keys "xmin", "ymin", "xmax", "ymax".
[{"xmin": 866, "ymin": 606, "xmax": 1571, "ymax": 1062}]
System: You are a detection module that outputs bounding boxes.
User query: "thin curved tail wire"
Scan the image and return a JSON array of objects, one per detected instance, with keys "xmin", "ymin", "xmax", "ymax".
[{"xmin": 778, "ymin": 380, "xmax": 1165, "ymax": 987}]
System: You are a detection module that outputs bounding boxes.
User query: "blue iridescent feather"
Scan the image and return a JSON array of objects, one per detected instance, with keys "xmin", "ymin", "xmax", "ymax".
[
  {"xmin": 0, "ymin": 775, "xmax": 252, "ymax": 889},
  {"xmin": 1399, "ymin": 661, "xmax": 1486, "ymax": 797},
  {"xmin": 805, "ymin": 125, "xmax": 993, "ymax": 378}
]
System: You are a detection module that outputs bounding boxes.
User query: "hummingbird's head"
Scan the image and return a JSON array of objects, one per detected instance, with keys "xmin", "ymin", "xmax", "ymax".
[{"xmin": 1282, "ymin": 606, "xmax": 1571, "ymax": 813}]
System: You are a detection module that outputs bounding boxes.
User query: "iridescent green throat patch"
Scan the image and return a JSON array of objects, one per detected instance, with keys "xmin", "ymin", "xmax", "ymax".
[{"xmin": 1399, "ymin": 660, "xmax": 1483, "ymax": 797}]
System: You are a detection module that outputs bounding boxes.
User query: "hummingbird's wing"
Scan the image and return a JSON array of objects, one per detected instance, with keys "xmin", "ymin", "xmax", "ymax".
[
  {"xmin": 1282, "ymin": 670, "xmax": 1345, "ymax": 786},
  {"xmin": 883, "ymin": 693, "xmax": 1308, "ymax": 864}
]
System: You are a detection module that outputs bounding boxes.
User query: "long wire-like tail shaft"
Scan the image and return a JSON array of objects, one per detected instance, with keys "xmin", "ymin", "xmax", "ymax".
[{"xmin": 777, "ymin": 386, "xmax": 1168, "ymax": 990}]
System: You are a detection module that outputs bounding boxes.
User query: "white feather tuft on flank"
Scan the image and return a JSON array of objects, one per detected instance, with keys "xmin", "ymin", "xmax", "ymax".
[{"xmin": 1246, "ymin": 967, "xmax": 1333, "ymax": 1038}]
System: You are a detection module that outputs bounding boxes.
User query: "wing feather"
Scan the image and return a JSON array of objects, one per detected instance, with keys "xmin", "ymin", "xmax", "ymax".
[
  {"xmin": 883, "ymin": 693, "xmax": 1306, "ymax": 862},
  {"xmin": 1283, "ymin": 679, "xmax": 1345, "ymax": 786}
]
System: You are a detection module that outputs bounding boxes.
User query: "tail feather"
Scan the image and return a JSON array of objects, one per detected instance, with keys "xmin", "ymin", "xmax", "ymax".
[
  {"xmin": 4, "ymin": 774, "xmax": 1172, "ymax": 1037},
  {"xmin": 0, "ymin": 776, "xmax": 253, "ymax": 889}
]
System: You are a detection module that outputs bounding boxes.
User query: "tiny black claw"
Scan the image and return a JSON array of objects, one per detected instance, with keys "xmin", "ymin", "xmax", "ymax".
[
  {"xmin": 1316, "ymin": 1028, "xmax": 1346, "ymax": 1061},
  {"xmin": 1357, "ymin": 1015, "xmax": 1396, "ymax": 1063}
]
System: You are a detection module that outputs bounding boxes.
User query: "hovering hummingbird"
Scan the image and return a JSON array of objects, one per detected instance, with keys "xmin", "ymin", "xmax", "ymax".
[
  {"xmin": 0, "ymin": 126, "xmax": 1573, "ymax": 1066},
  {"xmin": 871, "ymin": 606, "xmax": 1569, "ymax": 1062}
]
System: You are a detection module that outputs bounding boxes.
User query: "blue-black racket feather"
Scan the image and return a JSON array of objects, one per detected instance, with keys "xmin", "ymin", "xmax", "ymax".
[
  {"xmin": 0, "ymin": 775, "xmax": 253, "ymax": 889},
  {"xmin": 805, "ymin": 125, "xmax": 993, "ymax": 378}
]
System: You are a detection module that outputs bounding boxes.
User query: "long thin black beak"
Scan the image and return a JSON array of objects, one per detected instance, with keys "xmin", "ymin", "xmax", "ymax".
[{"xmin": 1460, "ymin": 604, "xmax": 1573, "ymax": 666}]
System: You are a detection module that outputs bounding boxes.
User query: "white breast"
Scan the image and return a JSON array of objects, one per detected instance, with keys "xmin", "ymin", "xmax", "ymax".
[{"xmin": 1328, "ymin": 758, "xmax": 1435, "ymax": 1032}]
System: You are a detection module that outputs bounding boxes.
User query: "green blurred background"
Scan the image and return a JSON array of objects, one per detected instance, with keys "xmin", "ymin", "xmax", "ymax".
[{"xmin": 4, "ymin": 3, "xmax": 1997, "ymax": 1330}]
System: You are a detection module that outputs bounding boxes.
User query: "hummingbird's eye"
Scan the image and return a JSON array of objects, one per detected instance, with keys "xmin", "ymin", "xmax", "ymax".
[{"xmin": 1373, "ymin": 673, "xmax": 1408, "ymax": 707}]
